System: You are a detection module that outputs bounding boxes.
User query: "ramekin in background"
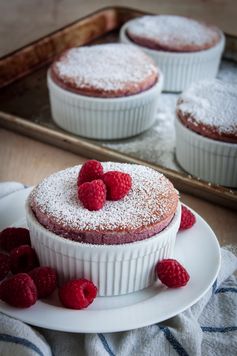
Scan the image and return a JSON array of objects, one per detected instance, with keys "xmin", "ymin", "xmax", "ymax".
[
  {"xmin": 175, "ymin": 118, "xmax": 237, "ymax": 187},
  {"xmin": 120, "ymin": 21, "xmax": 225, "ymax": 92},
  {"xmin": 26, "ymin": 200, "xmax": 181, "ymax": 297},
  {"xmin": 47, "ymin": 71, "xmax": 163, "ymax": 140}
]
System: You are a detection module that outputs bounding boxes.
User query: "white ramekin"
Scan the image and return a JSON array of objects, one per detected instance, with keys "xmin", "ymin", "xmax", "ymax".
[
  {"xmin": 47, "ymin": 71, "xmax": 163, "ymax": 140},
  {"xmin": 26, "ymin": 200, "xmax": 181, "ymax": 296},
  {"xmin": 175, "ymin": 118, "xmax": 237, "ymax": 187},
  {"xmin": 120, "ymin": 21, "xmax": 225, "ymax": 92}
]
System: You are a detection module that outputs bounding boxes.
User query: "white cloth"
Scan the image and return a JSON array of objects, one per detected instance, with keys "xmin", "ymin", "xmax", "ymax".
[{"xmin": 0, "ymin": 182, "xmax": 236, "ymax": 356}]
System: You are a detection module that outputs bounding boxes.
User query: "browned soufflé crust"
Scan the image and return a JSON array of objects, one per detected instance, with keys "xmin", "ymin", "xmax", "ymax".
[
  {"xmin": 126, "ymin": 15, "xmax": 221, "ymax": 52},
  {"xmin": 176, "ymin": 80, "xmax": 237, "ymax": 143},
  {"xmin": 50, "ymin": 43, "xmax": 159, "ymax": 98},
  {"xmin": 30, "ymin": 163, "xmax": 179, "ymax": 245}
]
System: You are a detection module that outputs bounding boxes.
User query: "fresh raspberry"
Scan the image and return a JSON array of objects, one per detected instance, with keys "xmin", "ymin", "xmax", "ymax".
[
  {"xmin": 0, "ymin": 227, "xmax": 31, "ymax": 252},
  {"xmin": 59, "ymin": 278, "xmax": 97, "ymax": 309},
  {"xmin": 10, "ymin": 245, "xmax": 39, "ymax": 274},
  {"xmin": 77, "ymin": 160, "xmax": 104, "ymax": 186},
  {"xmin": 0, "ymin": 253, "xmax": 10, "ymax": 281},
  {"xmin": 29, "ymin": 266, "xmax": 57, "ymax": 298},
  {"xmin": 78, "ymin": 179, "xmax": 106, "ymax": 211},
  {"xmin": 0, "ymin": 273, "xmax": 37, "ymax": 308},
  {"xmin": 179, "ymin": 205, "xmax": 196, "ymax": 230},
  {"xmin": 156, "ymin": 259, "xmax": 190, "ymax": 288},
  {"xmin": 102, "ymin": 171, "xmax": 132, "ymax": 201}
]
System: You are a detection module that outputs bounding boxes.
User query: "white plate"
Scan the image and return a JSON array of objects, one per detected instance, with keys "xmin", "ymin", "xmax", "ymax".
[{"xmin": 0, "ymin": 188, "xmax": 221, "ymax": 333}]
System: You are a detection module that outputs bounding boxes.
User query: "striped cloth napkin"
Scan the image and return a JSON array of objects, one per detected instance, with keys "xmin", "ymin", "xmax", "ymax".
[{"xmin": 0, "ymin": 182, "xmax": 236, "ymax": 356}]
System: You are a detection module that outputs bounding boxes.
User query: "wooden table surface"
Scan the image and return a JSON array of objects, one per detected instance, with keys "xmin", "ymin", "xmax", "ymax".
[{"xmin": 0, "ymin": 0, "xmax": 237, "ymax": 247}]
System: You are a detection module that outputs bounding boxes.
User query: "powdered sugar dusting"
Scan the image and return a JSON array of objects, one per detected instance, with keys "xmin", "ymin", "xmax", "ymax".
[
  {"xmin": 54, "ymin": 44, "xmax": 157, "ymax": 93},
  {"xmin": 177, "ymin": 79, "xmax": 237, "ymax": 134},
  {"xmin": 31, "ymin": 163, "xmax": 178, "ymax": 232},
  {"xmin": 127, "ymin": 15, "xmax": 220, "ymax": 51},
  {"xmin": 104, "ymin": 94, "xmax": 178, "ymax": 170}
]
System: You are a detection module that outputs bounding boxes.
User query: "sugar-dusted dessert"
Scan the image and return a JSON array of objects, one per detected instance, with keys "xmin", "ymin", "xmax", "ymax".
[
  {"xmin": 125, "ymin": 15, "xmax": 221, "ymax": 52},
  {"xmin": 120, "ymin": 15, "xmax": 225, "ymax": 91},
  {"xmin": 176, "ymin": 79, "xmax": 237, "ymax": 186},
  {"xmin": 26, "ymin": 161, "xmax": 181, "ymax": 296},
  {"xmin": 50, "ymin": 44, "xmax": 159, "ymax": 98},
  {"xmin": 176, "ymin": 79, "xmax": 237, "ymax": 143},
  {"xmin": 30, "ymin": 162, "xmax": 178, "ymax": 245},
  {"xmin": 47, "ymin": 43, "xmax": 163, "ymax": 139}
]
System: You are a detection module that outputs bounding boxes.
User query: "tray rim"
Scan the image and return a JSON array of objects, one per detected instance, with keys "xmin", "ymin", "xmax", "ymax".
[{"xmin": 0, "ymin": 5, "xmax": 236, "ymax": 210}]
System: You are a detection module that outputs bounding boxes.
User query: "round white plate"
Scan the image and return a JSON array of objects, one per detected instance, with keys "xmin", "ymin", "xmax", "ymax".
[{"xmin": 0, "ymin": 188, "xmax": 221, "ymax": 333}]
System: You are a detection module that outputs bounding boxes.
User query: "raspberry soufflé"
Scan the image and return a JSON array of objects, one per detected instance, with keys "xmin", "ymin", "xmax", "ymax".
[
  {"xmin": 26, "ymin": 161, "xmax": 181, "ymax": 296},
  {"xmin": 120, "ymin": 15, "xmax": 225, "ymax": 91},
  {"xmin": 30, "ymin": 162, "xmax": 178, "ymax": 244},
  {"xmin": 50, "ymin": 44, "xmax": 158, "ymax": 98},
  {"xmin": 47, "ymin": 43, "xmax": 163, "ymax": 139}
]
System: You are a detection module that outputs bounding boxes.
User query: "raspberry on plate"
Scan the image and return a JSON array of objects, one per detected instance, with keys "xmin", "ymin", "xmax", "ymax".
[
  {"xmin": 77, "ymin": 160, "xmax": 104, "ymax": 186},
  {"xmin": 102, "ymin": 171, "xmax": 132, "ymax": 200},
  {"xmin": 29, "ymin": 266, "xmax": 57, "ymax": 298},
  {"xmin": 78, "ymin": 179, "xmax": 106, "ymax": 211},
  {"xmin": 156, "ymin": 258, "xmax": 190, "ymax": 288},
  {"xmin": 0, "ymin": 273, "xmax": 37, "ymax": 308},
  {"xmin": 179, "ymin": 205, "xmax": 196, "ymax": 230},
  {"xmin": 0, "ymin": 227, "xmax": 31, "ymax": 252},
  {"xmin": 10, "ymin": 245, "xmax": 39, "ymax": 274},
  {"xmin": 0, "ymin": 253, "xmax": 10, "ymax": 281},
  {"xmin": 59, "ymin": 278, "xmax": 97, "ymax": 309}
]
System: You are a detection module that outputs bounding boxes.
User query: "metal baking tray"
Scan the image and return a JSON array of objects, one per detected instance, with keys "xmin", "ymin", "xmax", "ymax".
[{"xmin": 0, "ymin": 6, "xmax": 236, "ymax": 209}]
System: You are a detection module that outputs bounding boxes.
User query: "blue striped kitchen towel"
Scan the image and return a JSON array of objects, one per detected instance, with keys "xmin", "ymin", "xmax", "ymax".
[{"xmin": 0, "ymin": 182, "xmax": 236, "ymax": 356}]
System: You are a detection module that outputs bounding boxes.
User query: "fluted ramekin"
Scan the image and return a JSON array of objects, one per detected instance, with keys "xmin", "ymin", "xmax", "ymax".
[
  {"xmin": 175, "ymin": 118, "xmax": 237, "ymax": 186},
  {"xmin": 120, "ymin": 21, "xmax": 225, "ymax": 92},
  {"xmin": 47, "ymin": 71, "xmax": 163, "ymax": 140},
  {"xmin": 26, "ymin": 200, "xmax": 181, "ymax": 296}
]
